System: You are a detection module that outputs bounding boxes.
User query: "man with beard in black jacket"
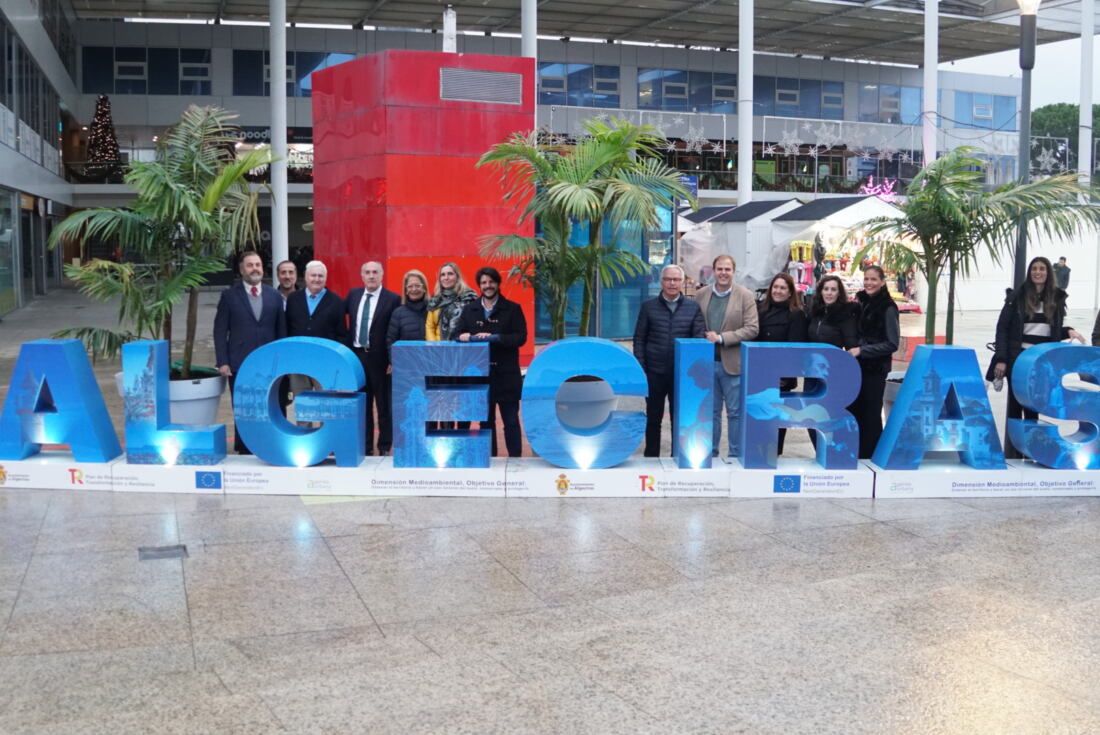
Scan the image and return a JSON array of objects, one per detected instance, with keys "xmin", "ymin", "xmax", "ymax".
[
  {"xmin": 455, "ymin": 267, "xmax": 528, "ymax": 457},
  {"xmin": 633, "ymin": 264, "xmax": 706, "ymax": 457}
]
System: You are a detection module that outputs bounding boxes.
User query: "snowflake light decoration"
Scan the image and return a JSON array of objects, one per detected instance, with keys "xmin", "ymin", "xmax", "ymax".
[
  {"xmin": 710, "ymin": 141, "xmax": 726, "ymax": 154},
  {"xmin": 776, "ymin": 127, "xmax": 802, "ymax": 156},
  {"xmin": 762, "ymin": 144, "xmax": 777, "ymax": 157},
  {"xmin": 684, "ymin": 126, "xmax": 709, "ymax": 154},
  {"xmin": 672, "ymin": 116, "xmax": 686, "ymax": 127},
  {"xmin": 1034, "ymin": 147, "xmax": 1061, "ymax": 173}
]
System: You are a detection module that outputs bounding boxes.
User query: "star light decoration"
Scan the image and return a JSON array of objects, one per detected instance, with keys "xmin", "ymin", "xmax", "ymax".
[
  {"xmin": 1034, "ymin": 147, "xmax": 1062, "ymax": 174},
  {"xmin": 710, "ymin": 141, "xmax": 726, "ymax": 155},
  {"xmin": 683, "ymin": 126, "xmax": 710, "ymax": 154}
]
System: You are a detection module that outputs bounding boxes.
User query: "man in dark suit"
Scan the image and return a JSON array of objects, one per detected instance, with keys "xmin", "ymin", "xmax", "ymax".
[
  {"xmin": 213, "ymin": 250, "xmax": 287, "ymax": 454},
  {"xmin": 455, "ymin": 266, "xmax": 528, "ymax": 458},
  {"xmin": 285, "ymin": 260, "xmax": 347, "ymax": 343},
  {"xmin": 345, "ymin": 261, "xmax": 400, "ymax": 455}
]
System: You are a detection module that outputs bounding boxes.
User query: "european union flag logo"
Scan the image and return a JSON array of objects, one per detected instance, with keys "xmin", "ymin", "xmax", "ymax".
[
  {"xmin": 195, "ymin": 471, "xmax": 222, "ymax": 490},
  {"xmin": 773, "ymin": 475, "xmax": 801, "ymax": 494}
]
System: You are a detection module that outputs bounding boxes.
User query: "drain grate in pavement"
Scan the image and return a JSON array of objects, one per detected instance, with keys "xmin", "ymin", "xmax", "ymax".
[{"xmin": 138, "ymin": 544, "xmax": 189, "ymax": 561}]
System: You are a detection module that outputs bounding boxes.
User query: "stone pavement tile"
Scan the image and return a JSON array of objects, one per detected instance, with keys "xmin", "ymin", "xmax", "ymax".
[
  {"xmin": 255, "ymin": 656, "xmax": 517, "ymax": 733},
  {"xmin": 768, "ymin": 520, "xmax": 930, "ymax": 565},
  {"xmin": 186, "ymin": 573, "xmax": 373, "ymax": 641},
  {"xmin": 0, "ymin": 644, "xmax": 196, "ymax": 687},
  {"xmin": 183, "ymin": 537, "xmax": 344, "ymax": 586},
  {"xmin": 582, "ymin": 503, "xmax": 763, "ymax": 549},
  {"xmin": 0, "ymin": 669, "xmax": 228, "ymax": 731},
  {"xmin": 0, "ymin": 489, "xmax": 53, "ymax": 523},
  {"xmin": 708, "ymin": 497, "xmax": 878, "ymax": 533},
  {"xmin": 33, "ymin": 511, "xmax": 178, "ymax": 555},
  {"xmin": 174, "ymin": 492, "xmax": 306, "ymax": 514},
  {"xmin": 830, "ymin": 497, "xmax": 980, "ymax": 522},
  {"xmin": 327, "ymin": 525, "xmax": 495, "ymax": 574},
  {"xmin": 177, "ymin": 506, "xmax": 321, "ymax": 546},
  {"xmin": 43, "ymin": 490, "xmax": 178, "ymax": 521},
  {"xmin": 464, "ymin": 515, "xmax": 636, "ymax": 562},
  {"xmin": 348, "ymin": 559, "xmax": 547, "ymax": 625},
  {"xmin": 1, "ymin": 578, "xmax": 191, "ymax": 655},
  {"xmin": 6, "ymin": 692, "xmax": 287, "ymax": 735},
  {"xmin": 0, "ymin": 521, "xmax": 38, "ymax": 566},
  {"xmin": 307, "ymin": 497, "xmax": 460, "ymax": 536},
  {"xmin": 642, "ymin": 531, "xmax": 811, "ymax": 580},
  {"xmin": 196, "ymin": 626, "xmax": 435, "ymax": 692},
  {"xmin": 496, "ymin": 548, "xmax": 689, "ymax": 606},
  {"xmin": 428, "ymin": 496, "xmax": 587, "ymax": 527}
]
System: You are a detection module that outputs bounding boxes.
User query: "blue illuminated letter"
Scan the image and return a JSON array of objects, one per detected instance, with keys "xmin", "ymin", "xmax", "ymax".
[
  {"xmin": 122, "ymin": 340, "xmax": 226, "ymax": 464},
  {"xmin": 674, "ymin": 338, "xmax": 714, "ymax": 469},
  {"xmin": 233, "ymin": 337, "xmax": 365, "ymax": 467},
  {"xmin": 390, "ymin": 341, "xmax": 491, "ymax": 468},
  {"xmin": 0, "ymin": 339, "xmax": 121, "ymax": 461},
  {"xmin": 873, "ymin": 345, "xmax": 1005, "ymax": 470},
  {"xmin": 739, "ymin": 342, "xmax": 860, "ymax": 469},
  {"xmin": 1009, "ymin": 342, "xmax": 1100, "ymax": 469},
  {"xmin": 521, "ymin": 338, "xmax": 646, "ymax": 469}
]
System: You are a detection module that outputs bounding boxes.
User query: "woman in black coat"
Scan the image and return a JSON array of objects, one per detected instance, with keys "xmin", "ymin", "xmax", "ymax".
[
  {"xmin": 756, "ymin": 272, "xmax": 808, "ymax": 455},
  {"xmin": 386, "ymin": 270, "xmax": 429, "ymax": 353},
  {"xmin": 993, "ymin": 256, "xmax": 1083, "ymax": 457},
  {"xmin": 805, "ymin": 275, "xmax": 858, "ymax": 452},
  {"xmin": 850, "ymin": 266, "xmax": 900, "ymax": 459}
]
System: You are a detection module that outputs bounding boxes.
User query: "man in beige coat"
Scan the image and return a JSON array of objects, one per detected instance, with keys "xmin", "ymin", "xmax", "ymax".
[{"xmin": 694, "ymin": 254, "xmax": 759, "ymax": 458}]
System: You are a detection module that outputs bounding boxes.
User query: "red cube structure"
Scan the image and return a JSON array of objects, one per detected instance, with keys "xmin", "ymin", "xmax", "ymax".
[{"xmin": 311, "ymin": 50, "xmax": 536, "ymax": 363}]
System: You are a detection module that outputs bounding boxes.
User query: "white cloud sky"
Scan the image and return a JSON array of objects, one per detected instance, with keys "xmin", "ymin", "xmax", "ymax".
[{"xmin": 942, "ymin": 36, "xmax": 1100, "ymax": 108}]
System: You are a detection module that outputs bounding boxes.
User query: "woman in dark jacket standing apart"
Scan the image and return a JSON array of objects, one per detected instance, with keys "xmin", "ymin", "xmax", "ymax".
[
  {"xmin": 386, "ymin": 270, "xmax": 429, "ymax": 352},
  {"xmin": 994, "ymin": 256, "xmax": 1083, "ymax": 457},
  {"xmin": 756, "ymin": 273, "xmax": 808, "ymax": 455},
  {"xmin": 850, "ymin": 266, "xmax": 900, "ymax": 459}
]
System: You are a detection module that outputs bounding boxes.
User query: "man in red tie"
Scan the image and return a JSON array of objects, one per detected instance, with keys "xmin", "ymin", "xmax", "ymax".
[{"xmin": 213, "ymin": 251, "xmax": 286, "ymax": 454}]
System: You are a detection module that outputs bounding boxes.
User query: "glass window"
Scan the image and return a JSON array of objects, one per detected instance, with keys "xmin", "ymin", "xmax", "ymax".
[
  {"xmin": 147, "ymin": 47, "xmax": 178, "ymax": 95},
  {"xmin": 822, "ymin": 81, "xmax": 844, "ymax": 120},
  {"xmin": 565, "ymin": 64, "xmax": 593, "ymax": 107},
  {"xmin": 858, "ymin": 83, "xmax": 879, "ymax": 123},
  {"xmin": 591, "ymin": 65, "xmax": 620, "ymax": 108},
  {"xmin": 954, "ymin": 91, "xmax": 973, "ymax": 127},
  {"xmin": 712, "ymin": 71, "xmax": 736, "ymax": 114},
  {"xmin": 639, "ymin": 69, "xmax": 688, "ymax": 110},
  {"xmin": 538, "ymin": 61, "xmax": 567, "ymax": 105},
  {"xmin": 637, "ymin": 68, "xmax": 666, "ymax": 110},
  {"xmin": 294, "ymin": 51, "xmax": 325, "ymax": 97},
  {"xmin": 82, "ymin": 46, "xmax": 113, "ymax": 94},
  {"xmin": 233, "ymin": 49, "xmax": 263, "ymax": 96},
  {"xmin": 972, "ymin": 92, "xmax": 993, "ymax": 128},
  {"xmin": 753, "ymin": 75, "xmax": 775, "ymax": 116},
  {"xmin": 775, "ymin": 77, "xmax": 800, "ymax": 117},
  {"xmin": 900, "ymin": 86, "xmax": 922, "ymax": 125},
  {"xmin": 994, "ymin": 95, "xmax": 1016, "ymax": 131},
  {"xmin": 879, "ymin": 84, "xmax": 900, "ymax": 124},
  {"xmin": 688, "ymin": 70, "xmax": 711, "ymax": 112},
  {"xmin": 798, "ymin": 78, "xmax": 821, "ymax": 119},
  {"xmin": 263, "ymin": 51, "xmax": 295, "ymax": 97},
  {"xmin": 0, "ymin": 186, "xmax": 17, "ymax": 315}
]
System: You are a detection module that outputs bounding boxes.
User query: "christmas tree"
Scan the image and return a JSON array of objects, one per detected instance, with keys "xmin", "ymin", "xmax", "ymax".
[{"xmin": 86, "ymin": 95, "xmax": 120, "ymax": 163}]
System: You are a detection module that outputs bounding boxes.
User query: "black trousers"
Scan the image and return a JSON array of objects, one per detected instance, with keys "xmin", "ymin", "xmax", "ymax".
[
  {"xmin": 854, "ymin": 362, "xmax": 889, "ymax": 459},
  {"xmin": 356, "ymin": 351, "xmax": 392, "ymax": 455},
  {"xmin": 1005, "ymin": 379, "xmax": 1039, "ymax": 459},
  {"xmin": 644, "ymin": 371, "xmax": 675, "ymax": 458},
  {"xmin": 227, "ymin": 375, "xmax": 251, "ymax": 455},
  {"xmin": 485, "ymin": 399, "xmax": 522, "ymax": 457}
]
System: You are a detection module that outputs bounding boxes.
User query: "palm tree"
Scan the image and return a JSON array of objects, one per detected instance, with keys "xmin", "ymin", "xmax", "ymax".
[
  {"xmin": 49, "ymin": 106, "xmax": 272, "ymax": 378},
  {"xmin": 852, "ymin": 147, "xmax": 1100, "ymax": 344},
  {"xmin": 477, "ymin": 118, "xmax": 695, "ymax": 337}
]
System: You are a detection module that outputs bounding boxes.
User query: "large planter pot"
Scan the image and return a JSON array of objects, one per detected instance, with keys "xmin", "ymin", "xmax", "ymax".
[
  {"xmin": 555, "ymin": 378, "xmax": 617, "ymax": 430},
  {"xmin": 115, "ymin": 371, "xmax": 226, "ymax": 425}
]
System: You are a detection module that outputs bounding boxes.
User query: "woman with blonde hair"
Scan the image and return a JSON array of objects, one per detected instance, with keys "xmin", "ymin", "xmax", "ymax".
[
  {"xmin": 426, "ymin": 262, "xmax": 477, "ymax": 341},
  {"xmin": 386, "ymin": 270, "xmax": 430, "ymax": 352}
]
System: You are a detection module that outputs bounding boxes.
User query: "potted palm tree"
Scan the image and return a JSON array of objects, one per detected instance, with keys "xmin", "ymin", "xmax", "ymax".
[
  {"xmin": 477, "ymin": 118, "xmax": 695, "ymax": 426},
  {"xmin": 853, "ymin": 146, "xmax": 1100, "ymax": 347},
  {"xmin": 49, "ymin": 105, "xmax": 272, "ymax": 424}
]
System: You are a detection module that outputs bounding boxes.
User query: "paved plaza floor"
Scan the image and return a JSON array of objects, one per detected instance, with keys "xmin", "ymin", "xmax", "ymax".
[{"xmin": 1, "ymin": 288, "xmax": 1099, "ymax": 733}]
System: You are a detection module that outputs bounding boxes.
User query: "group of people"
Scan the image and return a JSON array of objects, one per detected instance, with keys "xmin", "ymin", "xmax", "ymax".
[
  {"xmin": 216, "ymin": 249, "xmax": 1100, "ymax": 464},
  {"xmin": 634, "ymin": 255, "xmax": 899, "ymax": 460},
  {"xmin": 213, "ymin": 252, "xmax": 527, "ymax": 457}
]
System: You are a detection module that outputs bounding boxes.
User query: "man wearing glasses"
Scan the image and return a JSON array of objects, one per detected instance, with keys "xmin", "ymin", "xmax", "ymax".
[{"xmin": 633, "ymin": 264, "xmax": 706, "ymax": 457}]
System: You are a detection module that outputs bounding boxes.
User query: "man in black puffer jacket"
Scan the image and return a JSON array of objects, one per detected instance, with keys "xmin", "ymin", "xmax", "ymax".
[{"xmin": 633, "ymin": 264, "xmax": 706, "ymax": 457}]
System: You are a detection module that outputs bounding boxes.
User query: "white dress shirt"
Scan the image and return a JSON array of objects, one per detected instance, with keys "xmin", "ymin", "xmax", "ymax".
[{"xmin": 353, "ymin": 287, "xmax": 382, "ymax": 348}]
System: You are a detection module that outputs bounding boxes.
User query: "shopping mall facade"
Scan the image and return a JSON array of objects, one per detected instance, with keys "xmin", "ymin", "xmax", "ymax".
[{"xmin": 0, "ymin": 0, "xmax": 1095, "ymax": 335}]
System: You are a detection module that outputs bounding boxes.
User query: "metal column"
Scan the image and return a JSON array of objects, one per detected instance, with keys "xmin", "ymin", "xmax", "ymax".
[
  {"xmin": 521, "ymin": 0, "xmax": 537, "ymax": 59},
  {"xmin": 269, "ymin": 0, "xmax": 289, "ymax": 285},
  {"xmin": 1080, "ymin": 0, "xmax": 1097, "ymax": 308},
  {"xmin": 922, "ymin": 0, "xmax": 938, "ymax": 166},
  {"xmin": 737, "ymin": 0, "xmax": 754, "ymax": 205}
]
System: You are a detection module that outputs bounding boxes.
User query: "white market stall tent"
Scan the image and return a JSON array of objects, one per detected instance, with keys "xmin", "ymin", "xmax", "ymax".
[{"xmin": 677, "ymin": 199, "xmax": 800, "ymax": 290}]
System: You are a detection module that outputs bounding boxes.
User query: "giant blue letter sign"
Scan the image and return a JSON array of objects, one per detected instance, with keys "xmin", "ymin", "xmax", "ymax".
[
  {"xmin": 674, "ymin": 339, "xmax": 714, "ymax": 469},
  {"xmin": 873, "ymin": 345, "xmax": 1005, "ymax": 470},
  {"xmin": 0, "ymin": 339, "xmax": 121, "ymax": 461},
  {"xmin": 390, "ymin": 341, "xmax": 491, "ymax": 468},
  {"xmin": 521, "ymin": 338, "xmax": 646, "ymax": 469},
  {"xmin": 122, "ymin": 341, "xmax": 226, "ymax": 465},
  {"xmin": 233, "ymin": 337, "xmax": 365, "ymax": 467},
  {"xmin": 1009, "ymin": 343, "xmax": 1100, "ymax": 469},
  {"xmin": 739, "ymin": 342, "xmax": 861, "ymax": 469}
]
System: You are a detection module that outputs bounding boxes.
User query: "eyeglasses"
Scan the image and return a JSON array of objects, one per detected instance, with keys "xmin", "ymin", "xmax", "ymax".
[{"xmin": 661, "ymin": 277, "xmax": 683, "ymax": 283}]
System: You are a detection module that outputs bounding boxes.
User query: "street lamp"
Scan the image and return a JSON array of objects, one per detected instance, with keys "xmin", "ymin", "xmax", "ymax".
[{"xmin": 1012, "ymin": 0, "xmax": 1040, "ymax": 287}]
